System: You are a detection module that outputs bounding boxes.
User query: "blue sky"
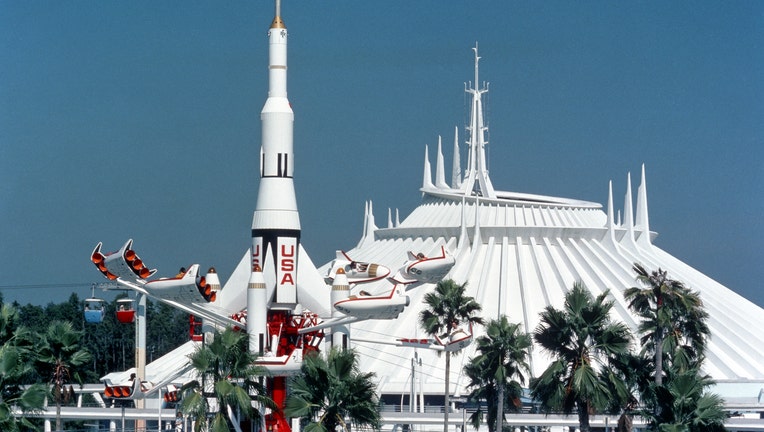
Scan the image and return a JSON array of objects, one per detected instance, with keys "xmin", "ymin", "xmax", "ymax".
[{"xmin": 1, "ymin": 1, "xmax": 762, "ymax": 308}]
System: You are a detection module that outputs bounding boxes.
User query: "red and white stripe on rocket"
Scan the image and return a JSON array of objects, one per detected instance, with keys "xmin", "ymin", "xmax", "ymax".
[{"xmin": 252, "ymin": 237, "xmax": 298, "ymax": 304}]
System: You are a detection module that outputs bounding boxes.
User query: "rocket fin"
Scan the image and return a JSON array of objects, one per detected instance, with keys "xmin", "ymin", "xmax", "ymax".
[
  {"xmin": 216, "ymin": 250, "xmax": 254, "ymax": 311},
  {"xmin": 261, "ymin": 244, "xmax": 278, "ymax": 304},
  {"xmin": 296, "ymin": 244, "xmax": 331, "ymax": 317}
]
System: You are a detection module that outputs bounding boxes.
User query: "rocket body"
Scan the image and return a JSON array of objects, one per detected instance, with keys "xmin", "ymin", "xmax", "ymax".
[
  {"xmin": 330, "ymin": 269, "xmax": 350, "ymax": 350},
  {"xmin": 252, "ymin": 12, "xmax": 299, "ymax": 305},
  {"xmin": 247, "ymin": 267, "xmax": 268, "ymax": 354}
]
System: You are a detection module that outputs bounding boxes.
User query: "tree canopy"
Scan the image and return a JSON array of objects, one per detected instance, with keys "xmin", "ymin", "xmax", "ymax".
[
  {"xmin": 530, "ymin": 282, "xmax": 632, "ymax": 432},
  {"xmin": 465, "ymin": 315, "xmax": 531, "ymax": 432},
  {"xmin": 285, "ymin": 348, "xmax": 381, "ymax": 432}
]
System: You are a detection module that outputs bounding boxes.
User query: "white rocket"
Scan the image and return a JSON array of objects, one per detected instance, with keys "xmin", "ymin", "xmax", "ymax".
[
  {"xmin": 251, "ymin": 0, "xmax": 299, "ymax": 308},
  {"xmin": 245, "ymin": 0, "xmax": 333, "ymax": 357},
  {"xmin": 247, "ymin": 266, "xmax": 268, "ymax": 354},
  {"xmin": 244, "ymin": 0, "xmax": 407, "ymax": 354},
  {"xmin": 330, "ymin": 268, "xmax": 350, "ymax": 350}
]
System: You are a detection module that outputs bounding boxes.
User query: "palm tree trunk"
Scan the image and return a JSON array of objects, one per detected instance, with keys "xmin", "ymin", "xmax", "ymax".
[
  {"xmin": 654, "ymin": 296, "xmax": 664, "ymax": 387},
  {"xmin": 55, "ymin": 382, "xmax": 62, "ymax": 432},
  {"xmin": 653, "ymin": 329, "xmax": 664, "ymax": 420},
  {"xmin": 444, "ymin": 353, "xmax": 450, "ymax": 432},
  {"xmin": 577, "ymin": 400, "xmax": 590, "ymax": 432},
  {"xmin": 655, "ymin": 330, "xmax": 663, "ymax": 386},
  {"xmin": 56, "ymin": 399, "xmax": 62, "ymax": 431},
  {"xmin": 617, "ymin": 413, "xmax": 633, "ymax": 432},
  {"xmin": 496, "ymin": 383, "xmax": 504, "ymax": 432}
]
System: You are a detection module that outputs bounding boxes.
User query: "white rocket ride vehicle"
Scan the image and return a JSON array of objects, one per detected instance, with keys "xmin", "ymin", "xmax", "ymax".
[
  {"xmin": 391, "ymin": 245, "xmax": 456, "ymax": 284},
  {"xmin": 299, "ymin": 268, "xmax": 409, "ymax": 334},
  {"xmin": 325, "ymin": 250, "xmax": 391, "ymax": 284}
]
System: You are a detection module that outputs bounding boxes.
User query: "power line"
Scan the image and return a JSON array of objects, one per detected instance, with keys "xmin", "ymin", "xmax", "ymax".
[{"xmin": 0, "ymin": 282, "xmax": 115, "ymax": 290}]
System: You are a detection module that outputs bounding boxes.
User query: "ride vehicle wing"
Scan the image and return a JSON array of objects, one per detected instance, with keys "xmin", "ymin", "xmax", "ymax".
[{"xmin": 353, "ymin": 323, "xmax": 474, "ymax": 352}]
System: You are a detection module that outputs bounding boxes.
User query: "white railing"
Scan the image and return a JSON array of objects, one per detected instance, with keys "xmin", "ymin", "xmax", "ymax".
[{"xmin": 19, "ymin": 406, "xmax": 764, "ymax": 432}]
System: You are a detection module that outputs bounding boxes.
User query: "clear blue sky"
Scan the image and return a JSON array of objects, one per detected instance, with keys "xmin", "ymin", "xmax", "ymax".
[{"xmin": 1, "ymin": 1, "xmax": 762, "ymax": 308}]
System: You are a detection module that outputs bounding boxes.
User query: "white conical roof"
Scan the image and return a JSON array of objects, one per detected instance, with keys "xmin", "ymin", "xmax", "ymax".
[
  {"xmin": 318, "ymin": 48, "xmax": 764, "ymax": 401},
  {"xmin": 329, "ymin": 186, "xmax": 764, "ymax": 397}
]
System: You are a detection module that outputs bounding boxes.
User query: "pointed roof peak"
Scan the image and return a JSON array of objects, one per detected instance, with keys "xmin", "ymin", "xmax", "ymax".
[
  {"xmin": 435, "ymin": 136, "xmax": 449, "ymax": 189},
  {"xmin": 422, "ymin": 144, "xmax": 434, "ymax": 190}
]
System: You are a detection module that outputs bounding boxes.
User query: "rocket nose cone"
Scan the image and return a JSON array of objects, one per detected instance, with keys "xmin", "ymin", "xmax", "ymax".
[
  {"xmin": 249, "ymin": 267, "xmax": 266, "ymax": 286},
  {"xmin": 333, "ymin": 270, "xmax": 349, "ymax": 287},
  {"xmin": 205, "ymin": 271, "xmax": 221, "ymax": 289},
  {"xmin": 270, "ymin": 16, "xmax": 286, "ymax": 29},
  {"xmin": 369, "ymin": 264, "xmax": 391, "ymax": 278}
]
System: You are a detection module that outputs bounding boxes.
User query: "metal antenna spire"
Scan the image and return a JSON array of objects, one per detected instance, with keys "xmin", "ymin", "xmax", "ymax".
[
  {"xmin": 473, "ymin": 43, "xmax": 480, "ymax": 89},
  {"xmin": 461, "ymin": 43, "xmax": 496, "ymax": 199}
]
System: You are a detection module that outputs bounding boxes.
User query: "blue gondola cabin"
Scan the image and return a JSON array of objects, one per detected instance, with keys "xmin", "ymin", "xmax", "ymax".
[{"xmin": 84, "ymin": 298, "xmax": 105, "ymax": 323}]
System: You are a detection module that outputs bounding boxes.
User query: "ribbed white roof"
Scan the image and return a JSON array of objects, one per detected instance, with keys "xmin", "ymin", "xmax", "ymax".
[{"xmin": 332, "ymin": 185, "xmax": 764, "ymax": 398}]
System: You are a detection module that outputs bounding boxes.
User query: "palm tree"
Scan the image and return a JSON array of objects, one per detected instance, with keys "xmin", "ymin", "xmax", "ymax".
[
  {"xmin": 604, "ymin": 351, "xmax": 652, "ymax": 432},
  {"xmin": 419, "ymin": 279, "xmax": 483, "ymax": 432},
  {"xmin": 624, "ymin": 263, "xmax": 709, "ymax": 386},
  {"xmin": 180, "ymin": 327, "xmax": 274, "ymax": 432},
  {"xmin": 0, "ymin": 304, "xmax": 47, "ymax": 432},
  {"xmin": 624, "ymin": 264, "xmax": 721, "ymax": 431},
  {"xmin": 0, "ymin": 345, "xmax": 49, "ymax": 431},
  {"xmin": 463, "ymin": 361, "xmax": 500, "ymax": 432},
  {"xmin": 464, "ymin": 315, "xmax": 531, "ymax": 432},
  {"xmin": 648, "ymin": 366, "xmax": 726, "ymax": 432},
  {"xmin": 284, "ymin": 348, "xmax": 380, "ymax": 432},
  {"xmin": 35, "ymin": 320, "xmax": 92, "ymax": 432},
  {"xmin": 530, "ymin": 282, "xmax": 632, "ymax": 432}
]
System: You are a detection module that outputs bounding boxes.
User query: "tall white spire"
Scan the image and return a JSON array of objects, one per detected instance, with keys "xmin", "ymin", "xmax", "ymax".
[
  {"xmin": 623, "ymin": 172, "xmax": 636, "ymax": 247},
  {"xmin": 635, "ymin": 164, "xmax": 651, "ymax": 244},
  {"xmin": 606, "ymin": 180, "xmax": 615, "ymax": 228},
  {"xmin": 422, "ymin": 145, "xmax": 434, "ymax": 190},
  {"xmin": 460, "ymin": 43, "xmax": 496, "ymax": 199},
  {"xmin": 435, "ymin": 136, "xmax": 449, "ymax": 189},
  {"xmin": 451, "ymin": 126, "xmax": 461, "ymax": 188},
  {"xmin": 605, "ymin": 180, "xmax": 618, "ymax": 249},
  {"xmin": 357, "ymin": 201, "xmax": 378, "ymax": 248}
]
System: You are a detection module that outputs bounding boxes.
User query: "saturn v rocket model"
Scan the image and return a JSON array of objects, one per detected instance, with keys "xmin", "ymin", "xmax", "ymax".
[
  {"xmin": 251, "ymin": 0, "xmax": 299, "ymax": 308},
  {"xmin": 248, "ymin": 0, "xmax": 300, "ymax": 357}
]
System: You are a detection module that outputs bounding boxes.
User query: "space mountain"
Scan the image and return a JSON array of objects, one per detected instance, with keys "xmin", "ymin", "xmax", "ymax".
[{"xmin": 321, "ymin": 47, "xmax": 764, "ymax": 404}]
